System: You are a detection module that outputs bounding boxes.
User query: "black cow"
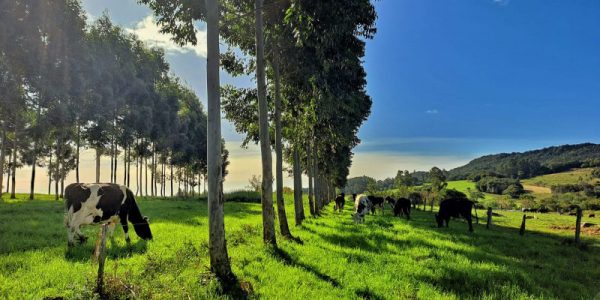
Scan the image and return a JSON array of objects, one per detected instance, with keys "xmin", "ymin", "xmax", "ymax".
[
  {"xmin": 367, "ymin": 195, "xmax": 385, "ymax": 214},
  {"xmin": 64, "ymin": 183, "xmax": 152, "ymax": 246},
  {"xmin": 385, "ymin": 196, "xmax": 410, "ymax": 220},
  {"xmin": 334, "ymin": 193, "xmax": 345, "ymax": 212},
  {"xmin": 436, "ymin": 198, "xmax": 475, "ymax": 232}
]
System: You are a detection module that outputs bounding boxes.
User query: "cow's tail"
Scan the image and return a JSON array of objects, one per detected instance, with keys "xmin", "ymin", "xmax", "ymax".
[{"xmin": 126, "ymin": 189, "xmax": 153, "ymax": 240}]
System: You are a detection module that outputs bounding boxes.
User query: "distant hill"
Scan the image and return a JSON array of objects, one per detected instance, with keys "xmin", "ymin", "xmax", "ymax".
[{"xmin": 448, "ymin": 143, "xmax": 600, "ymax": 180}]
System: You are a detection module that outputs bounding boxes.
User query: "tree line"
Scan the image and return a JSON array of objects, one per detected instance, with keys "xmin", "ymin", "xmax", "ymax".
[
  {"xmin": 139, "ymin": 0, "xmax": 377, "ymax": 286},
  {"xmin": 0, "ymin": 1, "xmax": 216, "ymax": 201}
]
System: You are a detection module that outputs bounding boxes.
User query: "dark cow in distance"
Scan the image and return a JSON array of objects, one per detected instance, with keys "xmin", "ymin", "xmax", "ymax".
[
  {"xmin": 367, "ymin": 195, "xmax": 385, "ymax": 214},
  {"xmin": 436, "ymin": 197, "xmax": 475, "ymax": 232},
  {"xmin": 64, "ymin": 183, "xmax": 152, "ymax": 246},
  {"xmin": 334, "ymin": 193, "xmax": 345, "ymax": 212},
  {"xmin": 385, "ymin": 196, "xmax": 410, "ymax": 220}
]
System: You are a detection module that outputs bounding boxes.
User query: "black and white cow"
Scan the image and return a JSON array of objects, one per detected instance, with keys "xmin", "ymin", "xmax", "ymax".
[
  {"xmin": 64, "ymin": 183, "xmax": 152, "ymax": 246},
  {"xmin": 334, "ymin": 193, "xmax": 345, "ymax": 212},
  {"xmin": 353, "ymin": 194, "xmax": 371, "ymax": 223},
  {"xmin": 435, "ymin": 197, "xmax": 475, "ymax": 232}
]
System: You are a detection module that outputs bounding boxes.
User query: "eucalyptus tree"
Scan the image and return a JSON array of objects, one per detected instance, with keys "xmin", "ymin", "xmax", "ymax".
[{"xmin": 139, "ymin": 0, "xmax": 235, "ymax": 282}]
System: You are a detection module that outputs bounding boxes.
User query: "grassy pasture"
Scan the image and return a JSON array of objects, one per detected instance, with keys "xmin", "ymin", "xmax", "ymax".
[
  {"xmin": 1, "ymin": 194, "xmax": 600, "ymax": 299},
  {"xmin": 522, "ymin": 168, "xmax": 599, "ymax": 188}
]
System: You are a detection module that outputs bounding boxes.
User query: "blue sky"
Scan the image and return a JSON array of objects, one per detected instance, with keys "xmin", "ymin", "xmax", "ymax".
[{"xmin": 54, "ymin": 0, "xmax": 600, "ymax": 190}]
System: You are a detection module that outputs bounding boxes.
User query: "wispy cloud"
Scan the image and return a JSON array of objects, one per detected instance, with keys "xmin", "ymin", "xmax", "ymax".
[
  {"xmin": 126, "ymin": 15, "xmax": 207, "ymax": 58},
  {"xmin": 492, "ymin": 0, "xmax": 510, "ymax": 6},
  {"xmin": 425, "ymin": 109, "xmax": 439, "ymax": 114}
]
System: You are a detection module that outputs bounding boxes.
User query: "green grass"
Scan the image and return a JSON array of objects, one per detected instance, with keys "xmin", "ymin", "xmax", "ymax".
[
  {"xmin": 446, "ymin": 180, "xmax": 503, "ymax": 202},
  {"xmin": 1, "ymin": 194, "xmax": 600, "ymax": 299},
  {"xmin": 522, "ymin": 168, "xmax": 599, "ymax": 187}
]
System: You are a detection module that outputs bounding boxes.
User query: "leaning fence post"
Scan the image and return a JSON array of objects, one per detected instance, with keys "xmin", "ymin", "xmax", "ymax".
[
  {"xmin": 486, "ymin": 208, "xmax": 492, "ymax": 229},
  {"xmin": 575, "ymin": 207, "xmax": 582, "ymax": 245},
  {"xmin": 519, "ymin": 214, "xmax": 526, "ymax": 236},
  {"xmin": 96, "ymin": 223, "xmax": 108, "ymax": 295}
]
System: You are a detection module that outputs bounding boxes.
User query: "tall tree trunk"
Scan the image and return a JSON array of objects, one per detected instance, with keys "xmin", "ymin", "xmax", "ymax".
[
  {"xmin": 110, "ymin": 143, "xmax": 114, "ymax": 183},
  {"xmin": 113, "ymin": 146, "xmax": 118, "ymax": 185},
  {"xmin": 145, "ymin": 156, "xmax": 148, "ymax": 197},
  {"xmin": 255, "ymin": 0, "xmax": 276, "ymax": 245},
  {"xmin": 162, "ymin": 160, "xmax": 166, "ymax": 197},
  {"xmin": 312, "ymin": 140, "xmax": 320, "ymax": 214},
  {"xmin": 29, "ymin": 158, "xmax": 36, "ymax": 200},
  {"xmin": 0, "ymin": 129, "xmax": 5, "ymax": 199},
  {"xmin": 151, "ymin": 147, "xmax": 155, "ymax": 196},
  {"xmin": 95, "ymin": 148, "xmax": 101, "ymax": 183},
  {"xmin": 6, "ymin": 164, "xmax": 10, "ymax": 194},
  {"xmin": 127, "ymin": 145, "xmax": 131, "ymax": 187},
  {"xmin": 55, "ymin": 139, "xmax": 60, "ymax": 201},
  {"xmin": 307, "ymin": 144, "xmax": 315, "ymax": 216},
  {"xmin": 75, "ymin": 124, "xmax": 80, "ymax": 183},
  {"xmin": 293, "ymin": 146, "xmax": 304, "ymax": 225},
  {"xmin": 10, "ymin": 131, "xmax": 17, "ymax": 199},
  {"xmin": 273, "ymin": 57, "xmax": 291, "ymax": 237},
  {"xmin": 170, "ymin": 163, "xmax": 173, "ymax": 197},
  {"xmin": 206, "ymin": 0, "xmax": 234, "ymax": 281},
  {"xmin": 48, "ymin": 155, "xmax": 52, "ymax": 195}
]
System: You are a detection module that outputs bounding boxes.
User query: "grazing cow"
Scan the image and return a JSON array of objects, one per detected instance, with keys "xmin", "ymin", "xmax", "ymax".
[
  {"xmin": 436, "ymin": 197, "xmax": 475, "ymax": 232},
  {"xmin": 385, "ymin": 196, "xmax": 410, "ymax": 220},
  {"xmin": 353, "ymin": 194, "xmax": 371, "ymax": 223},
  {"xmin": 367, "ymin": 195, "xmax": 385, "ymax": 214},
  {"xmin": 64, "ymin": 183, "xmax": 152, "ymax": 246},
  {"xmin": 538, "ymin": 207, "xmax": 549, "ymax": 213},
  {"xmin": 590, "ymin": 214, "xmax": 596, "ymax": 218},
  {"xmin": 334, "ymin": 193, "xmax": 345, "ymax": 212}
]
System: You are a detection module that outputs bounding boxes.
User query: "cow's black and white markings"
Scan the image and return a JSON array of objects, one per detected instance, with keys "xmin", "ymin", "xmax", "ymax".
[
  {"xmin": 64, "ymin": 183, "xmax": 152, "ymax": 246},
  {"xmin": 353, "ymin": 194, "xmax": 371, "ymax": 223}
]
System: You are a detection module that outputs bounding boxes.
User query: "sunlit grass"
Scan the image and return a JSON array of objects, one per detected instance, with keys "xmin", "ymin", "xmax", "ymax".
[{"xmin": 1, "ymin": 194, "xmax": 599, "ymax": 299}]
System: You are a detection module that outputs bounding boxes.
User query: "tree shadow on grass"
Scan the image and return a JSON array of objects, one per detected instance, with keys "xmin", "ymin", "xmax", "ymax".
[
  {"xmin": 269, "ymin": 247, "xmax": 340, "ymax": 288},
  {"xmin": 64, "ymin": 239, "xmax": 148, "ymax": 262}
]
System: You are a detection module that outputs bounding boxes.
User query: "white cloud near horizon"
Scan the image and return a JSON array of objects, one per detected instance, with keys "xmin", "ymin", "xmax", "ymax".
[
  {"xmin": 126, "ymin": 15, "xmax": 207, "ymax": 58},
  {"xmin": 425, "ymin": 109, "xmax": 439, "ymax": 114}
]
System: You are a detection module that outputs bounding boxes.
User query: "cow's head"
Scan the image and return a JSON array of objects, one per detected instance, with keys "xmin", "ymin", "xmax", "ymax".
[
  {"xmin": 133, "ymin": 216, "xmax": 153, "ymax": 240},
  {"xmin": 435, "ymin": 214, "xmax": 443, "ymax": 228}
]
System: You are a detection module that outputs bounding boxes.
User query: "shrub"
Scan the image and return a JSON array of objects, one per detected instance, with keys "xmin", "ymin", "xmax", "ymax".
[{"xmin": 225, "ymin": 190, "xmax": 261, "ymax": 203}]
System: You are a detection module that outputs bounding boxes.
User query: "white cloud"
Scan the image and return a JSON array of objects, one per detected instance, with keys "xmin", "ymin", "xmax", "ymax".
[
  {"xmin": 425, "ymin": 109, "xmax": 439, "ymax": 114},
  {"xmin": 126, "ymin": 15, "xmax": 207, "ymax": 58}
]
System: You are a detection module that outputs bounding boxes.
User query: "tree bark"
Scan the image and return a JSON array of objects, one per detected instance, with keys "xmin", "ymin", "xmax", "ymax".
[
  {"xmin": 170, "ymin": 162, "xmax": 173, "ymax": 197},
  {"xmin": 76, "ymin": 124, "xmax": 80, "ymax": 183},
  {"xmin": 48, "ymin": 155, "xmax": 52, "ymax": 195},
  {"xmin": 312, "ymin": 140, "xmax": 320, "ymax": 214},
  {"xmin": 293, "ymin": 146, "xmax": 304, "ymax": 225},
  {"xmin": 10, "ymin": 130, "xmax": 17, "ymax": 199},
  {"xmin": 273, "ymin": 56, "xmax": 291, "ymax": 237},
  {"xmin": 55, "ymin": 138, "xmax": 60, "ymax": 201},
  {"xmin": 307, "ymin": 144, "xmax": 315, "ymax": 216},
  {"xmin": 29, "ymin": 157, "xmax": 36, "ymax": 200},
  {"xmin": 255, "ymin": 0, "xmax": 276, "ymax": 245},
  {"xmin": 145, "ymin": 156, "xmax": 148, "ymax": 197},
  {"xmin": 0, "ymin": 129, "xmax": 5, "ymax": 199},
  {"xmin": 206, "ymin": 0, "xmax": 234, "ymax": 281},
  {"xmin": 151, "ymin": 147, "xmax": 155, "ymax": 196},
  {"xmin": 95, "ymin": 148, "xmax": 101, "ymax": 183}
]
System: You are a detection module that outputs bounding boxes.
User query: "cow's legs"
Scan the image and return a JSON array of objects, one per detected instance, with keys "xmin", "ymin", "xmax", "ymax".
[{"xmin": 466, "ymin": 215, "xmax": 473, "ymax": 232}]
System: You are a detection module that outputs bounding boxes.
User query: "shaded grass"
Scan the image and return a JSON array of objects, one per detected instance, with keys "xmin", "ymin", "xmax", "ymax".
[{"xmin": 1, "ymin": 194, "xmax": 599, "ymax": 299}]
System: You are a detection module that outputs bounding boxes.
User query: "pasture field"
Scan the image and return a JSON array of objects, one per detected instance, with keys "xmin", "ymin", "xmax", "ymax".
[
  {"xmin": 445, "ymin": 180, "xmax": 503, "ymax": 202},
  {"xmin": 1, "ymin": 194, "xmax": 600, "ymax": 299},
  {"xmin": 522, "ymin": 168, "xmax": 599, "ymax": 188}
]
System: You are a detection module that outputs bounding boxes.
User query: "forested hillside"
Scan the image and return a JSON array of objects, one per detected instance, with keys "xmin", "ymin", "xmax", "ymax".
[{"xmin": 449, "ymin": 143, "xmax": 600, "ymax": 180}]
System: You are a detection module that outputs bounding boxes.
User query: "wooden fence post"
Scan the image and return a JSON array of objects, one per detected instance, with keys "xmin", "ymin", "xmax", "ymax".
[
  {"xmin": 575, "ymin": 207, "xmax": 582, "ymax": 245},
  {"xmin": 96, "ymin": 223, "xmax": 108, "ymax": 295},
  {"xmin": 519, "ymin": 214, "xmax": 526, "ymax": 236},
  {"xmin": 486, "ymin": 208, "xmax": 492, "ymax": 229}
]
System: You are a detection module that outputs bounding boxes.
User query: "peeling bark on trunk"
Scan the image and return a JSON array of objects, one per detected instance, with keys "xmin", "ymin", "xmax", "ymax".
[{"xmin": 95, "ymin": 148, "xmax": 101, "ymax": 183}]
